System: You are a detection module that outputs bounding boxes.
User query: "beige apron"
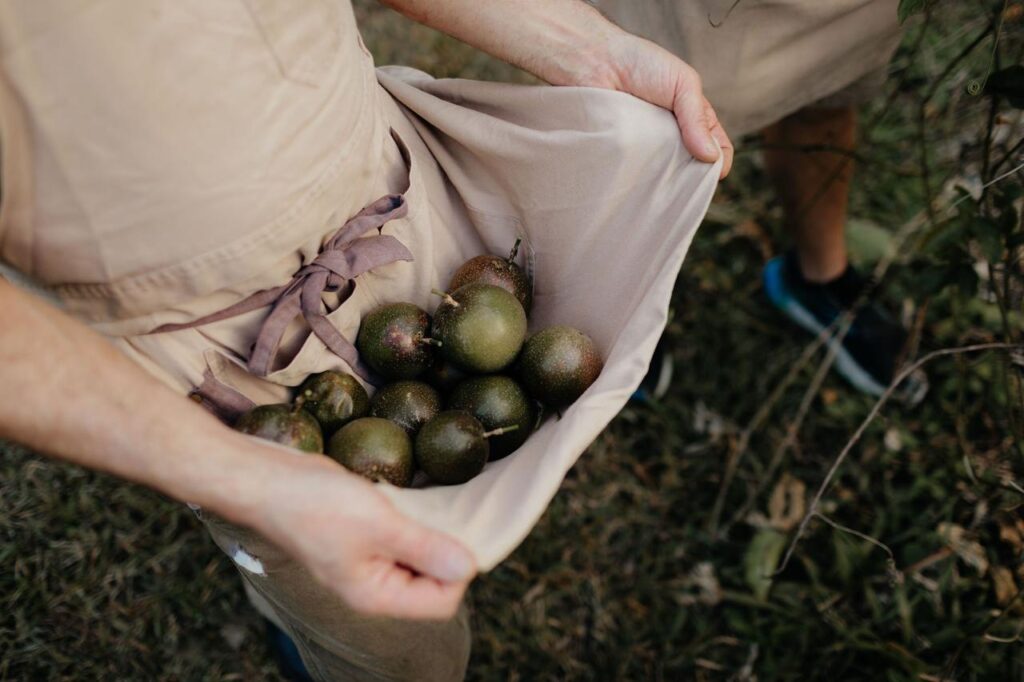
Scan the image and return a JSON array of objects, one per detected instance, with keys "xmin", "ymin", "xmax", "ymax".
[
  {"xmin": 0, "ymin": 1, "xmax": 720, "ymax": 679},
  {"xmin": 594, "ymin": 0, "xmax": 904, "ymax": 137}
]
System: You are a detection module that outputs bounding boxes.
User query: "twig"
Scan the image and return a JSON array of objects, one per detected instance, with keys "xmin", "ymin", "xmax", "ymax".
[
  {"xmin": 983, "ymin": 624, "xmax": 1024, "ymax": 643},
  {"xmin": 711, "ymin": 206, "xmax": 930, "ymax": 537},
  {"xmin": 812, "ymin": 512, "xmax": 900, "ymax": 584},
  {"xmin": 775, "ymin": 342, "xmax": 1022, "ymax": 575},
  {"xmin": 944, "ymin": 158, "xmax": 1024, "ymax": 214},
  {"xmin": 993, "ymin": 135, "xmax": 1024, "ymax": 174},
  {"xmin": 942, "ymin": 583, "xmax": 1024, "ymax": 676},
  {"xmin": 716, "ymin": 205, "xmax": 931, "ymax": 537},
  {"xmin": 722, "ymin": 315, "xmax": 854, "ymax": 534},
  {"xmin": 900, "ymin": 547, "xmax": 955, "ymax": 575},
  {"xmin": 707, "ymin": 312, "xmax": 841, "ymax": 535}
]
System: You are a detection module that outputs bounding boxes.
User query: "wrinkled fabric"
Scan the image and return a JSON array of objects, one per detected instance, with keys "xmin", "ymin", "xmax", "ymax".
[
  {"xmin": 151, "ymin": 139, "xmax": 415, "ymax": 383},
  {"xmin": 0, "ymin": 1, "xmax": 721, "ymax": 680},
  {"xmin": 0, "ymin": 0, "xmax": 388, "ymax": 321},
  {"xmin": 594, "ymin": 0, "xmax": 903, "ymax": 136}
]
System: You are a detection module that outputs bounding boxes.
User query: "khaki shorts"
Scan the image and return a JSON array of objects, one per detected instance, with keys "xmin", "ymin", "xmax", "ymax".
[
  {"xmin": 811, "ymin": 65, "xmax": 891, "ymax": 110},
  {"xmin": 594, "ymin": 0, "xmax": 903, "ymax": 136}
]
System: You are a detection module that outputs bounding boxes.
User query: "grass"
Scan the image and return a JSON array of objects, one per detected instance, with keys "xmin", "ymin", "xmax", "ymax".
[{"xmin": 2, "ymin": 2, "xmax": 1022, "ymax": 680}]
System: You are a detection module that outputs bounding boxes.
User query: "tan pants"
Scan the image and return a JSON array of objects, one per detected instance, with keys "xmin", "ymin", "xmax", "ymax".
[{"xmin": 202, "ymin": 510, "xmax": 472, "ymax": 681}]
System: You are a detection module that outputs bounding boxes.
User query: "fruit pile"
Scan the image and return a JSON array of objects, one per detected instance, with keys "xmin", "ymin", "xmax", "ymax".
[{"xmin": 233, "ymin": 241, "xmax": 603, "ymax": 487}]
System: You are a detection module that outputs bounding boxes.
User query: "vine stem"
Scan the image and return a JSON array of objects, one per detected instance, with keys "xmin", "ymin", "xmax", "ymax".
[
  {"xmin": 507, "ymin": 237, "xmax": 522, "ymax": 263},
  {"xmin": 774, "ymin": 342, "xmax": 1022, "ymax": 576},
  {"xmin": 431, "ymin": 288, "xmax": 459, "ymax": 307},
  {"xmin": 710, "ymin": 207, "xmax": 930, "ymax": 538},
  {"xmin": 483, "ymin": 424, "xmax": 519, "ymax": 438}
]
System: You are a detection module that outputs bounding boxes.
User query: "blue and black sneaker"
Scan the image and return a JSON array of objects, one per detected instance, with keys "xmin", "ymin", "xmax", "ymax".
[
  {"xmin": 631, "ymin": 337, "xmax": 674, "ymax": 404},
  {"xmin": 763, "ymin": 252, "xmax": 927, "ymax": 405},
  {"xmin": 265, "ymin": 619, "xmax": 314, "ymax": 682}
]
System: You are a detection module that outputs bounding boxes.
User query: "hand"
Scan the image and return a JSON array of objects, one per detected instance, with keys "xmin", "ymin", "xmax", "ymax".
[
  {"xmin": 378, "ymin": 0, "xmax": 732, "ymax": 178},
  {"xmin": 597, "ymin": 34, "xmax": 734, "ymax": 179},
  {"xmin": 0, "ymin": 278, "xmax": 475, "ymax": 620},
  {"xmin": 248, "ymin": 450, "xmax": 476, "ymax": 620}
]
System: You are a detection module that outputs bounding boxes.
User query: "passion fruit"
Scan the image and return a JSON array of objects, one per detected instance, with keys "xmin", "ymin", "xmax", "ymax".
[
  {"xmin": 422, "ymin": 355, "xmax": 470, "ymax": 396},
  {"xmin": 518, "ymin": 326, "xmax": 603, "ymax": 407},
  {"xmin": 234, "ymin": 403, "xmax": 324, "ymax": 453},
  {"xmin": 369, "ymin": 380, "xmax": 441, "ymax": 437},
  {"xmin": 415, "ymin": 411, "xmax": 520, "ymax": 484},
  {"xmin": 448, "ymin": 376, "xmax": 535, "ymax": 459},
  {"xmin": 327, "ymin": 417, "xmax": 414, "ymax": 487},
  {"xmin": 356, "ymin": 303, "xmax": 440, "ymax": 380},
  {"xmin": 297, "ymin": 370, "xmax": 369, "ymax": 436},
  {"xmin": 431, "ymin": 283, "xmax": 527, "ymax": 373},
  {"xmin": 448, "ymin": 238, "xmax": 533, "ymax": 314}
]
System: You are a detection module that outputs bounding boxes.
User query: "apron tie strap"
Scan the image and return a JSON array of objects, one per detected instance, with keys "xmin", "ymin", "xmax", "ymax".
[{"xmin": 150, "ymin": 129, "xmax": 414, "ymax": 384}]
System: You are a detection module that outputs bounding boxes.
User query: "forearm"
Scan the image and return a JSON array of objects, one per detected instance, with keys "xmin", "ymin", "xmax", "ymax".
[
  {"xmin": 0, "ymin": 279, "xmax": 475, "ymax": 617},
  {"xmin": 380, "ymin": 0, "xmax": 626, "ymax": 88},
  {"xmin": 0, "ymin": 278, "xmax": 281, "ymax": 524}
]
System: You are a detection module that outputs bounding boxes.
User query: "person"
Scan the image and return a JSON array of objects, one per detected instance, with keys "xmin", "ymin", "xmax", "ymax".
[
  {"xmin": 0, "ymin": 1, "xmax": 730, "ymax": 679},
  {"xmin": 597, "ymin": 0, "xmax": 924, "ymax": 401}
]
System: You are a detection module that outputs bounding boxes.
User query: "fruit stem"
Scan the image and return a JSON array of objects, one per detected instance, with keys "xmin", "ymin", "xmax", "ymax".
[
  {"xmin": 431, "ymin": 288, "xmax": 460, "ymax": 307},
  {"xmin": 507, "ymin": 237, "xmax": 522, "ymax": 264},
  {"xmin": 483, "ymin": 424, "xmax": 520, "ymax": 438},
  {"xmin": 419, "ymin": 336, "xmax": 443, "ymax": 348}
]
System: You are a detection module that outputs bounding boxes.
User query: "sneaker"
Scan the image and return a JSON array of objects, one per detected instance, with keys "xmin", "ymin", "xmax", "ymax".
[
  {"xmin": 265, "ymin": 619, "xmax": 314, "ymax": 682},
  {"xmin": 631, "ymin": 337, "xmax": 674, "ymax": 403},
  {"xmin": 762, "ymin": 252, "xmax": 927, "ymax": 404}
]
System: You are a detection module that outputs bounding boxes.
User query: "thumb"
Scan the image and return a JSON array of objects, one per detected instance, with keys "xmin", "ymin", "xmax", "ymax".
[
  {"xmin": 673, "ymin": 75, "xmax": 720, "ymax": 164},
  {"xmin": 386, "ymin": 517, "xmax": 477, "ymax": 583}
]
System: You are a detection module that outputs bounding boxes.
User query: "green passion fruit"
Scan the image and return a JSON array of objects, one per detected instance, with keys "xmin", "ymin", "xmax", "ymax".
[
  {"xmin": 431, "ymin": 283, "xmax": 527, "ymax": 373},
  {"xmin": 369, "ymin": 380, "xmax": 442, "ymax": 437},
  {"xmin": 422, "ymin": 355, "xmax": 470, "ymax": 395},
  {"xmin": 415, "ymin": 411, "xmax": 518, "ymax": 485},
  {"xmin": 234, "ymin": 403, "xmax": 324, "ymax": 453},
  {"xmin": 356, "ymin": 303, "xmax": 440, "ymax": 380},
  {"xmin": 518, "ymin": 326, "xmax": 603, "ymax": 407},
  {"xmin": 297, "ymin": 370, "xmax": 369, "ymax": 435},
  {"xmin": 327, "ymin": 417, "xmax": 414, "ymax": 487},
  {"xmin": 448, "ymin": 238, "xmax": 533, "ymax": 315},
  {"xmin": 448, "ymin": 376, "xmax": 535, "ymax": 460}
]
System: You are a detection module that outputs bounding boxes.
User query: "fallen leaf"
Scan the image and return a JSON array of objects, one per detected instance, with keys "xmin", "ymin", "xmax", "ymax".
[
  {"xmin": 768, "ymin": 474, "xmax": 806, "ymax": 532},
  {"xmin": 884, "ymin": 428, "xmax": 903, "ymax": 452},
  {"xmin": 998, "ymin": 518, "xmax": 1024, "ymax": 553},
  {"xmin": 745, "ymin": 528, "xmax": 787, "ymax": 600},
  {"xmin": 937, "ymin": 522, "xmax": 989, "ymax": 576},
  {"xmin": 690, "ymin": 561, "xmax": 723, "ymax": 606},
  {"xmin": 220, "ymin": 623, "xmax": 247, "ymax": 651},
  {"xmin": 992, "ymin": 566, "xmax": 1018, "ymax": 606}
]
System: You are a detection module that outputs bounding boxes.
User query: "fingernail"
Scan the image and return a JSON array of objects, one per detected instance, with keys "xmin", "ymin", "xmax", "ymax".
[
  {"xmin": 440, "ymin": 549, "xmax": 475, "ymax": 582},
  {"xmin": 702, "ymin": 137, "xmax": 720, "ymax": 160}
]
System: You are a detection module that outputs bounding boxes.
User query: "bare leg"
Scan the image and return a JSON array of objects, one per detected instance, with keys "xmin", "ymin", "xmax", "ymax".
[{"xmin": 762, "ymin": 106, "xmax": 857, "ymax": 283}]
